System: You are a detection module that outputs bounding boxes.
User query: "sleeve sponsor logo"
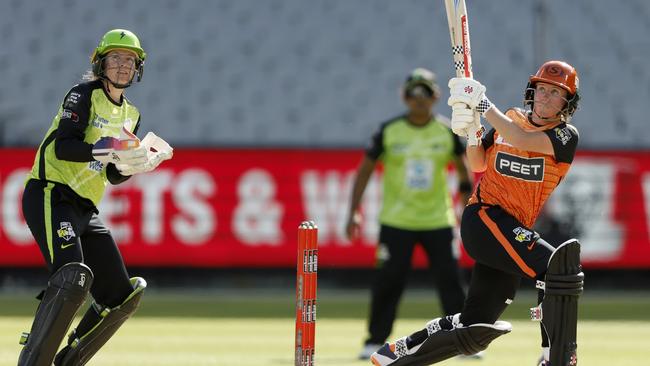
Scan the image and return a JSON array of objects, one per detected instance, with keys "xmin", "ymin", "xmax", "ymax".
[
  {"xmin": 63, "ymin": 92, "xmax": 81, "ymax": 108},
  {"xmin": 495, "ymin": 151, "xmax": 545, "ymax": 182},
  {"xmin": 61, "ymin": 109, "xmax": 79, "ymax": 122},
  {"xmin": 554, "ymin": 127, "xmax": 572, "ymax": 145}
]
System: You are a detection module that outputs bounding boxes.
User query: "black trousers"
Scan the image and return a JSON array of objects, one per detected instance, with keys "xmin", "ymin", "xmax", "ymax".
[
  {"xmin": 22, "ymin": 179, "xmax": 133, "ymax": 308},
  {"xmin": 459, "ymin": 204, "xmax": 555, "ymax": 327},
  {"xmin": 366, "ymin": 225, "xmax": 466, "ymax": 344}
]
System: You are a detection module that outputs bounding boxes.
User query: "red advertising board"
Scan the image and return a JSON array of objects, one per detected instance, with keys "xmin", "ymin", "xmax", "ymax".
[{"xmin": 1, "ymin": 149, "xmax": 649, "ymax": 268}]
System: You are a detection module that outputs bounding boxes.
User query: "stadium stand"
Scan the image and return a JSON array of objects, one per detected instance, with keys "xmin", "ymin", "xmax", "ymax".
[{"xmin": 0, "ymin": 0, "xmax": 648, "ymax": 148}]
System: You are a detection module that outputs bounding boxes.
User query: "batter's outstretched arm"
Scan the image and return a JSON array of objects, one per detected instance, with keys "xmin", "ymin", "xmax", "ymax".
[{"xmin": 483, "ymin": 107, "xmax": 554, "ymax": 155}]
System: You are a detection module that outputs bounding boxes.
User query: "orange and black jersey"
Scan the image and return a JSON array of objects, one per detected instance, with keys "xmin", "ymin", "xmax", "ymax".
[{"xmin": 468, "ymin": 109, "xmax": 579, "ymax": 227}]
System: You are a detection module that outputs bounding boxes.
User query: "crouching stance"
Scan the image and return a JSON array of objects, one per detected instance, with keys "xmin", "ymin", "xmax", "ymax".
[
  {"xmin": 18, "ymin": 29, "xmax": 171, "ymax": 366},
  {"xmin": 371, "ymin": 60, "xmax": 584, "ymax": 366}
]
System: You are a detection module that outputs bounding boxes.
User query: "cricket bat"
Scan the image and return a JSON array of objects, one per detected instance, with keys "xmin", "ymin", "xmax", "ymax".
[{"xmin": 444, "ymin": 0, "xmax": 473, "ymax": 79}]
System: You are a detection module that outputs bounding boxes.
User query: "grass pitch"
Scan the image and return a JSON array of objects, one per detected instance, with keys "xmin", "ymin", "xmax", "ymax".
[{"xmin": 0, "ymin": 289, "xmax": 648, "ymax": 365}]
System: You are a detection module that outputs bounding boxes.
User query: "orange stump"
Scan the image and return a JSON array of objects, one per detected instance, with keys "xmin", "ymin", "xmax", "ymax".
[{"xmin": 295, "ymin": 221, "xmax": 318, "ymax": 366}]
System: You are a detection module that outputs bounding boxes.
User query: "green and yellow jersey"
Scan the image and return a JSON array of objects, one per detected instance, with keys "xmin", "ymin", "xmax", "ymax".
[
  {"xmin": 366, "ymin": 114, "xmax": 463, "ymax": 230},
  {"xmin": 28, "ymin": 79, "xmax": 140, "ymax": 207}
]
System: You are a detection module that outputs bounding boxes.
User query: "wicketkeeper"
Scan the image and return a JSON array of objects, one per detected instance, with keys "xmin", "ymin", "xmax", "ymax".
[
  {"xmin": 371, "ymin": 61, "xmax": 584, "ymax": 366},
  {"xmin": 18, "ymin": 29, "xmax": 172, "ymax": 366}
]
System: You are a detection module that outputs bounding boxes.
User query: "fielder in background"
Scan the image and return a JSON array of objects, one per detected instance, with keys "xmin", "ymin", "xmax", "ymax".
[
  {"xmin": 371, "ymin": 60, "xmax": 584, "ymax": 366},
  {"xmin": 345, "ymin": 68, "xmax": 473, "ymax": 360},
  {"xmin": 18, "ymin": 29, "xmax": 172, "ymax": 366}
]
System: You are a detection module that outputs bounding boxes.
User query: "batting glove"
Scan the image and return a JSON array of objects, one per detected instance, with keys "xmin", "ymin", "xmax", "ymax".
[
  {"xmin": 448, "ymin": 77, "xmax": 493, "ymax": 116},
  {"xmin": 466, "ymin": 123, "xmax": 485, "ymax": 147},
  {"xmin": 451, "ymin": 103, "xmax": 484, "ymax": 146},
  {"xmin": 451, "ymin": 103, "xmax": 477, "ymax": 135}
]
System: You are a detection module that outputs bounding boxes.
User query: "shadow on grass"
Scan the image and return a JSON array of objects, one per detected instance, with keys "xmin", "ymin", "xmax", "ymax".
[{"xmin": 2, "ymin": 291, "xmax": 649, "ymax": 320}]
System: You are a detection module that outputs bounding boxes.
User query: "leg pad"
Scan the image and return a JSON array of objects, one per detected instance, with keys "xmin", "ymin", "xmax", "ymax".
[
  {"xmin": 54, "ymin": 277, "xmax": 146, "ymax": 366},
  {"xmin": 542, "ymin": 239, "xmax": 583, "ymax": 366},
  {"xmin": 18, "ymin": 263, "xmax": 93, "ymax": 366},
  {"xmin": 389, "ymin": 319, "xmax": 511, "ymax": 366}
]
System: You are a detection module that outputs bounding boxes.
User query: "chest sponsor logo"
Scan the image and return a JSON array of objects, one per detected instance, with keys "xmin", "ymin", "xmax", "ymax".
[
  {"xmin": 405, "ymin": 159, "xmax": 433, "ymax": 190},
  {"xmin": 91, "ymin": 115, "xmax": 110, "ymax": 128},
  {"xmin": 495, "ymin": 151, "xmax": 544, "ymax": 181}
]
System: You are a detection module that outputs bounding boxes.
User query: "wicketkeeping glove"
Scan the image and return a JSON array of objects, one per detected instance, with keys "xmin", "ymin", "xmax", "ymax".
[
  {"xmin": 92, "ymin": 128, "xmax": 147, "ymax": 166},
  {"xmin": 116, "ymin": 132, "xmax": 173, "ymax": 176}
]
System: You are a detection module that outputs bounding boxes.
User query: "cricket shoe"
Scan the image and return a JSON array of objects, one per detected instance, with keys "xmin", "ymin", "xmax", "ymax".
[
  {"xmin": 370, "ymin": 336, "xmax": 421, "ymax": 366},
  {"xmin": 359, "ymin": 343, "xmax": 383, "ymax": 360}
]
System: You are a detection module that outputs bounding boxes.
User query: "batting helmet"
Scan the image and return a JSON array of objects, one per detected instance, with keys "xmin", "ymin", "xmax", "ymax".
[
  {"xmin": 91, "ymin": 29, "xmax": 146, "ymax": 87},
  {"xmin": 524, "ymin": 60, "xmax": 580, "ymax": 120}
]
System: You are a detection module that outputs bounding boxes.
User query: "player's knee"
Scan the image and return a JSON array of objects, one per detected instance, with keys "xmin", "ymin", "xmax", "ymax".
[
  {"xmin": 454, "ymin": 322, "xmax": 512, "ymax": 355},
  {"xmin": 51, "ymin": 262, "xmax": 94, "ymax": 291},
  {"xmin": 544, "ymin": 239, "xmax": 584, "ymax": 297},
  {"xmin": 50, "ymin": 253, "xmax": 85, "ymax": 275}
]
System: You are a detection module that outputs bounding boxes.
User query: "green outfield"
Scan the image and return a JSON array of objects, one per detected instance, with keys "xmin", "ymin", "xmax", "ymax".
[{"xmin": 1, "ymin": 289, "xmax": 648, "ymax": 365}]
